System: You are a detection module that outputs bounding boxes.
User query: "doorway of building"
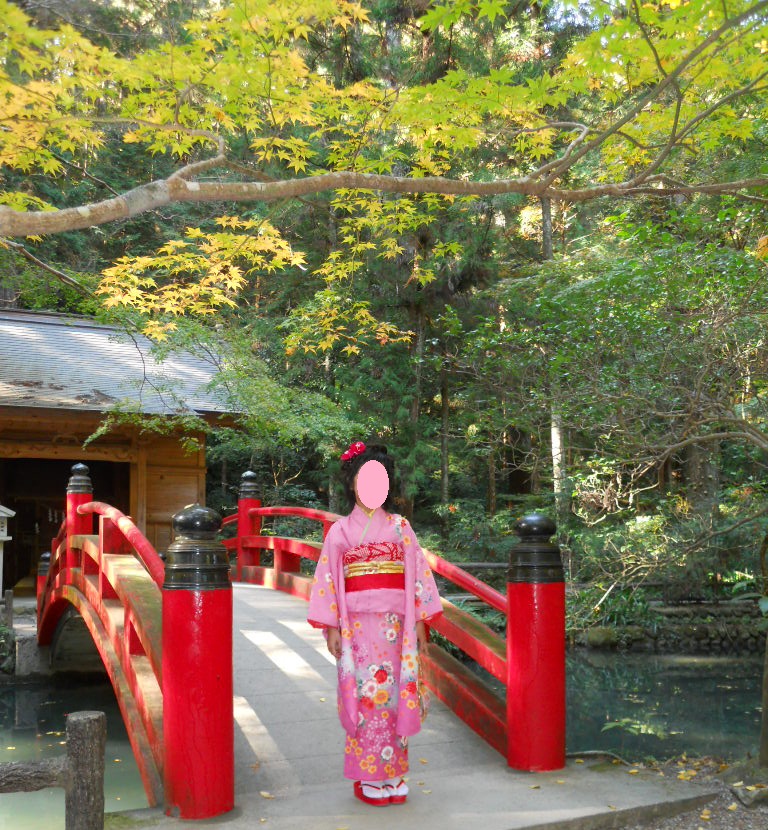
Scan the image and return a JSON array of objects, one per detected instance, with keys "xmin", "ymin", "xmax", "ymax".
[{"xmin": 0, "ymin": 459, "xmax": 129, "ymax": 593}]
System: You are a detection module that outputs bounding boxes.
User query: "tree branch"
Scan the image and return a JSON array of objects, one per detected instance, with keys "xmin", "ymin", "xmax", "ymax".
[
  {"xmin": 4, "ymin": 166, "xmax": 768, "ymax": 237},
  {"xmin": 560, "ymin": 0, "xmax": 768, "ymax": 172},
  {"xmin": 657, "ymin": 430, "xmax": 768, "ymax": 458},
  {"xmin": 0, "ymin": 239, "xmax": 94, "ymax": 296}
]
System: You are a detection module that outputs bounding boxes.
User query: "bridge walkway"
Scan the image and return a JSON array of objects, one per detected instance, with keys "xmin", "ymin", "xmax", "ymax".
[{"xmin": 123, "ymin": 583, "xmax": 716, "ymax": 830}]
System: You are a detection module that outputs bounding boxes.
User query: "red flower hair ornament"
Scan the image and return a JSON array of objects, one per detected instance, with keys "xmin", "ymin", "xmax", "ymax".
[{"xmin": 340, "ymin": 441, "xmax": 366, "ymax": 462}]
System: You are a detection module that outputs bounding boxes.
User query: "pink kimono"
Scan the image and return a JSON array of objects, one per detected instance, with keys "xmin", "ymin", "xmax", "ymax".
[{"xmin": 307, "ymin": 505, "xmax": 442, "ymax": 781}]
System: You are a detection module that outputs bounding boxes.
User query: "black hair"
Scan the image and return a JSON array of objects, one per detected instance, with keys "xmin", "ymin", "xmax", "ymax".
[{"xmin": 341, "ymin": 443, "xmax": 395, "ymax": 511}]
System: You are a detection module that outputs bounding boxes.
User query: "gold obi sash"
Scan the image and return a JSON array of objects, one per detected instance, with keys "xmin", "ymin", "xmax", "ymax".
[{"xmin": 344, "ymin": 560, "xmax": 405, "ymax": 592}]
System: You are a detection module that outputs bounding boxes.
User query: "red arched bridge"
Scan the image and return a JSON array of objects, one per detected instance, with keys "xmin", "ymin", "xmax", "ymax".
[{"xmin": 36, "ymin": 464, "xmax": 565, "ymax": 820}]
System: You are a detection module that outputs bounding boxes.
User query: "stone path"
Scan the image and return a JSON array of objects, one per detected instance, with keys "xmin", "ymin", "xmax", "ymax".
[{"xmin": 117, "ymin": 583, "xmax": 717, "ymax": 829}]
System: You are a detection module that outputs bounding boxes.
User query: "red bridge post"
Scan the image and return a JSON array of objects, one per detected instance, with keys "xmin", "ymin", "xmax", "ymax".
[
  {"xmin": 506, "ymin": 513, "xmax": 566, "ymax": 771},
  {"xmin": 162, "ymin": 504, "xmax": 233, "ymax": 819},
  {"xmin": 36, "ymin": 550, "xmax": 49, "ymax": 618},
  {"xmin": 66, "ymin": 464, "xmax": 93, "ymax": 570},
  {"xmin": 236, "ymin": 471, "xmax": 261, "ymax": 581}
]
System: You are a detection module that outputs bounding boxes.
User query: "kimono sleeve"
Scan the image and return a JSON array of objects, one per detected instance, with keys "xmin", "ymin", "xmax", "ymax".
[
  {"xmin": 307, "ymin": 525, "xmax": 342, "ymax": 629},
  {"xmin": 405, "ymin": 520, "xmax": 443, "ymax": 622}
]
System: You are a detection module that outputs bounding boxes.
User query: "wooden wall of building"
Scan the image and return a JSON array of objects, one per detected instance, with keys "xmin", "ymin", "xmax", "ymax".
[{"xmin": 0, "ymin": 407, "xmax": 207, "ymax": 585}]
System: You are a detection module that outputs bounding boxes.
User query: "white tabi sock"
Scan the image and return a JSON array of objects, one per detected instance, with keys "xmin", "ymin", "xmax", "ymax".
[
  {"xmin": 384, "ymin": 777, "xmax": 408, "ymax": 796},
  {"xmin": 360, "ymin": 781, "xmax": 389, "ymax": 800}
]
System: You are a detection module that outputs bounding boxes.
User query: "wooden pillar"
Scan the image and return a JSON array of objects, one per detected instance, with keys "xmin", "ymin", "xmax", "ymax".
[
  {"xmin": 162, "ymin": 504, "xmax": 233, "ymax": 819},
  {"xmin": 506, "ymin": 513, "xmax": 565, "ymax": 771},
  {"xmin": 236, "ymin": 471, "xmax": 261, "ymax": 580},
  {"xmin": 66, "ymin": 465, "xmax": 93, "ymax": 570}
]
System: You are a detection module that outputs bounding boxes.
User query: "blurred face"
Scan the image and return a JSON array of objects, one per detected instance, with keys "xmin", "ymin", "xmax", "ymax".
[{"xmin": 354, "ymin": 460, "xmax": 389, "ymax": 510}]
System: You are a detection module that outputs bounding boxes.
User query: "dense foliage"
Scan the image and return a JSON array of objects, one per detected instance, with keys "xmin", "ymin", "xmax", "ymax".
[{"xmin": 2, "ymin": 0, "xmax": 768, "ymax": 610}]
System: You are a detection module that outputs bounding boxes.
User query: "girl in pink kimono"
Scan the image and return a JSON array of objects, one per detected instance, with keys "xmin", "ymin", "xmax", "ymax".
[{"xmin": 308, "ymin": 442, "xmax": 442, "ymax": 806}]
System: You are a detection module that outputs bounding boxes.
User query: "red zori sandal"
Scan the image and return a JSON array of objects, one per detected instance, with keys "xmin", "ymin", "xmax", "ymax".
[
  {"xmin": 354, "ymin": 780, "xmax": 391, "ymax": 806},
  {"xmin": 386, "ymin": 778, "xmax": 408, "ymax": 804}
]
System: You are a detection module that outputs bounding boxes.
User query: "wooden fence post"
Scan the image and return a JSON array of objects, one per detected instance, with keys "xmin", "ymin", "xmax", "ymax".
[
  {"xmin": 0, "ymin": 710, "xmax": 106, "ymax": 830},
  {"xmin": 65, "ymin": 711, "xmax": 106, "ymax": 830}
]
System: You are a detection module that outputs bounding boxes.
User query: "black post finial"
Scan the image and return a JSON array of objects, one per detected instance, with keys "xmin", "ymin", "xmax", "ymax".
[
  {"xmin": 67, "ymin": 463, "xmax": 92, "ymax": 494},
  {"xmin": 238, "ymin": 471, "xmax": 259, "ymax": 500},
  {"xmin": 164, "ymin": 504, "xmax": 229, "ymax": 590},
  {"xmin": 513, "ymin": 512, "xmax": 556, "ymax": 542},
  {"xmin": 509, "ymin": 512, "xmax": 563, "ymax": 584}
]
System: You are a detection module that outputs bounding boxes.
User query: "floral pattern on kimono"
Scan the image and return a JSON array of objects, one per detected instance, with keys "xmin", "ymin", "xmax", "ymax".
[{"xmin": 307, "ymin": 505, "xmax": 442, "ymax": 742}]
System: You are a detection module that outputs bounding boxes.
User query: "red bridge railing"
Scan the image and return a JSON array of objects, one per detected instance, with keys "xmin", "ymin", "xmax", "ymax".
[
  {"xmin": 225, "ymin": 470, "xmax": 566, "ymax": 771},
  {"xmin": 37, "ymin": 464, "xmax": 234, "ymax": 821},
  {"xmin": 37, "ymin": 465, "xmax": 165, "ymax": 808}
]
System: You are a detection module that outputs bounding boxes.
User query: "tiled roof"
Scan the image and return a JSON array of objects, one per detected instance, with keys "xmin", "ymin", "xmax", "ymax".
[{"xmin": 0, "ymin": 310, "xmax": 230, "ymax": 415}]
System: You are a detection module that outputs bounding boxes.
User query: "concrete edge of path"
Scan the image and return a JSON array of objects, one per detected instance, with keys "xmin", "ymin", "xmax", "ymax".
[
  {"xmin": 105, "ymin": 788, "xmax": 720, "ymax": 830},
  {"xmin": 531, "ymin": 789, "xmax": 719, "ymax": 830}
]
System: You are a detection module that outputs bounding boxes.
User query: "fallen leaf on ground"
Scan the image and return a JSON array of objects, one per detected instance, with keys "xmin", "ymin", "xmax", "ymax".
[
  {"xmin": 419, "ymin": 758, "xmax": 428, "ymax": 764},
  {"xmin": 727, "ymin": 803, "xmax": 739, "ymax": 811},
  {"xmin": 260, "ymin": 791, "xmax": 275, "ymax": 799},
  {"xmin": 529, "ymin": 784, "xmax": 540, "ymax": 789}
]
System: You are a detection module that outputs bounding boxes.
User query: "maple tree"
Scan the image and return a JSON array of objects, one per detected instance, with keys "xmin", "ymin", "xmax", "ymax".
[{"xmin": 2, "ymin": 0, "xmax": 768, "ymax": 335}]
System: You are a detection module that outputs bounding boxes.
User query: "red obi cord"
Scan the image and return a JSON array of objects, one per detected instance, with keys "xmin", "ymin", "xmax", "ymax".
[{"xmin": 345, "ymin": 573, "xmax": 405, "ymax": 592}]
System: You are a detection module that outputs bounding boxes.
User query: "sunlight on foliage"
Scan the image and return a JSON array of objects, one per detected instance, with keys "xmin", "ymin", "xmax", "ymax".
[{"xmin": 97, "ymin": 219, "xmax": 305, "ymax": 338}]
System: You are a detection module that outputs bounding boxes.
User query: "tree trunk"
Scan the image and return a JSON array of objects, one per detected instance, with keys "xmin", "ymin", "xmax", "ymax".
[
  {"xmin": 684, "ymin": 442, "xmax": 722, "ymax": 590},
  {"xmin": 529, "ymin": 433, "xmax": 541, "ymax": 494},
  {"xmin": 541, "ymin": 195, "xmax": 566, "ymax": 523},
  {"xmin": 551, "ymin": 401, "xmax": 569, "ymax": 526},
  {"xmin": 541, "ymin": 196, "xmax": 554, "ymax": 260},
  {"xmin": 440, "ymin": 368, "xmax": 450, "ymax": 507},
  {"xmin": 488, "ymin": 448, "xmax": 497, "ymax": 515},
  {"xmin": 328, "ymin": 474, "xmax": 342, "ymax": 513},
  {"xmin": 401, "ymin": 306, "xmax": 426, "ymax": 519},
  {"xmin": 684, "ymin": 442, "xmax": 719, "ymax": 516},
  {"xmin": 761, "ymin": 629, "xmax": 768, "ymax": 766}
]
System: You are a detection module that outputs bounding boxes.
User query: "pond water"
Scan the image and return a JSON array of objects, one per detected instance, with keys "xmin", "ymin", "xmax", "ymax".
[
  {"xmin": 566, "ymin": 651, "xmax": 764, "ymax": 761},
  {"xmin": 0, "ymin": 652, "xmax": 763, "ymax": 826},
  {"xmin": 0, "ymin": 679, "xmax": 147, "ymax": 830}
]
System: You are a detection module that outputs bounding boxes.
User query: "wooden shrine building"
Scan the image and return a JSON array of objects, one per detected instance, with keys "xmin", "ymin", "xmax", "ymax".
[{"xmin": 0, "ymin": 309, "xmax": 230, "ymax": 593}]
